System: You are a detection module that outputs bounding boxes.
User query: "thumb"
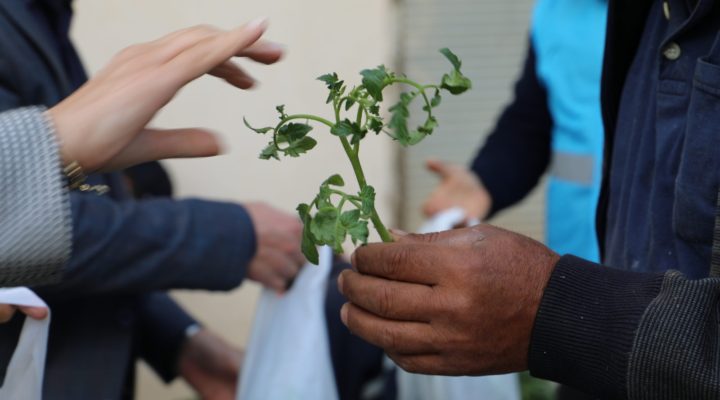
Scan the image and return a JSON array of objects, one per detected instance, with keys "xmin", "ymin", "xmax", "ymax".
[{"xmin": 99, "ymin": 127, "xmax": 223, "ymax": 171}]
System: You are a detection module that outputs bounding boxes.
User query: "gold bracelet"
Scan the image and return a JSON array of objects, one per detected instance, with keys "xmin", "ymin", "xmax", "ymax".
[{"xmin": 63, "ymin": 161, "xmax": 110, "ymax": 195}]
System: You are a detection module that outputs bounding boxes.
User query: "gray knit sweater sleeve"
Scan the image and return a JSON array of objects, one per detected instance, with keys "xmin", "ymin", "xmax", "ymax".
[
  {"xmin": 0, "ymin": 107, "xmax": 70, "ymax": 286},
  {"xmin": 627, "ymin": 273, "xmax": 720, "ymax": 399}
]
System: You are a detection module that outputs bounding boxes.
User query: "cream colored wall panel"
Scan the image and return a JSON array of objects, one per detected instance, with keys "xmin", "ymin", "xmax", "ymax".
[{"xmin": 398, "ymin": 0, "xmax": 545, "ymax": 242}]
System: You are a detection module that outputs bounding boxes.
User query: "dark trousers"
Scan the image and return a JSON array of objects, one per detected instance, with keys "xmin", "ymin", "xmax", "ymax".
[{"xmin": 557, "ymin": 385, "xmax": 602, "ymax": 400}]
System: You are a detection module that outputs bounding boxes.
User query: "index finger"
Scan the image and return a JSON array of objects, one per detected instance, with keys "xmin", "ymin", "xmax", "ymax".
[{"xmin": 351, "ymin": 242, "xmax": 442, "ymax": 285}]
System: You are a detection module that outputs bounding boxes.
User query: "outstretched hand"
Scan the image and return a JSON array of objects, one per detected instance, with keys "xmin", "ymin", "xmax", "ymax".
[
  {"xmin": 49, "ymin": 18, "xmax": 284, "ymax": 173},
  {"xmin": 339, "ymin": 225, "xmax": 558, "ymax": 376},
  {"xmin": 422, "ymin": 159, "xmax": 492, "ymax": 220}
]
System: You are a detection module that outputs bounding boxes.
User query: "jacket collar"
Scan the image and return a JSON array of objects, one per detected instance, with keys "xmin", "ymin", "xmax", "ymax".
[{"xmin": 0, "ymin": 0, "xmax": 73, "ymax": 94}]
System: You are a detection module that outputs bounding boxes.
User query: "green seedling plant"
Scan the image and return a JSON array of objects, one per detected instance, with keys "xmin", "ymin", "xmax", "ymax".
[{"xmin": 245, "ymin": 48, "xmax": 472, "ymax": 264}]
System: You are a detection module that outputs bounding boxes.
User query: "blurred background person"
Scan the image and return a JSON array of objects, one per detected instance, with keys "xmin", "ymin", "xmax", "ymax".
[
  {"xmin": 423, "ymin": 0, "xmax": 607, "ymax": 399},
  {"xmin": 0, "ymin": 0, "xmax": 303, "ymax": 398}
]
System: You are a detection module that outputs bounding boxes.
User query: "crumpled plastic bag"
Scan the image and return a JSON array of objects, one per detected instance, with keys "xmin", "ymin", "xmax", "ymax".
[
  {"xmin": 0, "ymin": 287, "xmax": 50, "ymax": 400},
  {"xmin": 237, "ymin": 246, "xmax": 338, "ymax": 400}
]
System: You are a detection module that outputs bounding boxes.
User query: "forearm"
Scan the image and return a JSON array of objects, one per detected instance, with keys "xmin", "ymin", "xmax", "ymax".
[
  {"xmin": 136, "ymin": 292, "xmax": 198, "ymax": 382},
  {"xmin": 36, "ymin": 195, "xmax": 256, "ymax": 297},
  {"xmin": 529, "ymin": 256, "xmax": 720, "ymax": 399},
  {"xmin": 470, "ymin": 42, "xmax": 552, "ymax": 216},
  {"xmin": 0, "ymin": 107, "xmax": 71, "ymax": 286}
]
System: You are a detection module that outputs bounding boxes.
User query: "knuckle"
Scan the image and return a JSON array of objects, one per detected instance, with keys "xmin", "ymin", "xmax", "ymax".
[
  {"xmin": 185, "ymin": 24, "xmax": 216, "ymax": 36},
  {"xmin": 385, "ymin": 247, "xmax": 410, "ymax": 276},
  {"xmin": 340, "ymin": 272, "xmax": 358, "ymax": 300},
  {"xmin": 417, "ymin": 232, "xmax": 440, "ymax": 243},
  {"xmin": 379, "ymin": 325, "xmax": 399, "ymax": 350},
  {"xmin": 375, "ymin": 285, "xmax": 394, "ymax": 317},
  {"xmin": 115, "ymin": 45, "xmax": 142, "ymax": 62},
  {"xmin": 395, "ymin": 357, "xmax": 422, "ymax": 374}
]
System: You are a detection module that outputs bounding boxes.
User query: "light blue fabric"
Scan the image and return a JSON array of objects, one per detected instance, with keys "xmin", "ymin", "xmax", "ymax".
[{"xmin": 531, "ymin": 0, "xmax": 608, "ymax": 262}]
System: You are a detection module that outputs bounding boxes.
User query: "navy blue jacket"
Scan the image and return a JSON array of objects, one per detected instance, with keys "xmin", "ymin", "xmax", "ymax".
[
  {"xmin": 529, "ymin": 0, "xmax": 720, "ymax": 398},
  {"xmin": 0, "ymin": 0, "xmax": 257, "ymax": 398}
]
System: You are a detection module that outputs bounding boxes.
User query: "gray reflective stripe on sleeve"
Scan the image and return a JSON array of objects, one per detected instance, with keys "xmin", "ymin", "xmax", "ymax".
[
  {"xmin": 711, "ymin": 189, "xmax": 720, "ymax": 278},
  {"xmin": 549, "ymin": 151, "xmax": 595, "ymax": 185}
]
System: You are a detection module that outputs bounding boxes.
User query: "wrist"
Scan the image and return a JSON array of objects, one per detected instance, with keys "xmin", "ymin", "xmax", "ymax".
[
  {"xmin": 44, "ymin": 109, "xmax": 72, "ymax": 168},
  {"xmin": 46, "ymin": 110, "xmax": 109, "ymax": 195},
  {"xmin": 528, "ymin": 256, "xmax": 664, "ymax": 398}
]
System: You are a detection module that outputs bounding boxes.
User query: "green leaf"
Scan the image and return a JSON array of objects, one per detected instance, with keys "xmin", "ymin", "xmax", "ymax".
[
  {"xmin": 297, "ymin": 203, "xmax": 319, "ymax": 264},
  {"xmin": 318, "ymin": 72, "xmax": 345, "ymax": 104},
  {"xmin": 332, "ymin": 224, "xmax": 347, "ymax": 254},
  {"xmin": 259, "ymin": 142, "xmax": 280, "ymax": 160},
  {"xmin": 340, "ymin": 209, "xmax": 368, "ymax": 244},
  {"xmin": 330, "ymin": 120, "xmax": 356, "ymax": 137},
  {"xmin": 244, "ymin": 117, "xmax": 273, "ymax": 134},
  {"xmin": 344, "ymin": 98, "xmax": 356, "ymax": 111},
  {"xmin": 283, "ymin": 136, "xmax": 317, "ymax": 157},
  {"xmin": 387, "ymin": 92, "xmax": 414, "ymax": 145},
  {"xmin": 340, "ymin": 209, "xmax": 360, "ymax": 226},
  {"xmin": 439, "ymin": 48, "xmax": 472, "ymax": 95},
  {"xmin": 368, "ymin": 116, "xmax": 383, "ymax": 134},
  {"xmin": 441, "ymin": 70, "xmax": 472, "ymax": 95},
  {"xmin": 324, "ymin": 174, "xmax": 345, "ymax": 187},
  {"xmin": 419, "ymin": 116, "xmax": 438, "ymax": 134},
  {"xmin": 361, "ymin": 66, "xmax": 390, "ymax": 102},
  {"xmin": 316, "ymin": 184, "xmax": 333, "ymax": 209},
  {"xmin": 439, "ymin": 48, "xmax": 462, "ymax": 70},
  {"xmin": 276, "ymin": 105, "xmax": 287, "ymax": 119},
  {"xmin": 317, "ymin": 73, "xmax": 339, "ymax": 87},
  {"xmin": 274, "ymin": 123, "xmax": 316, "ymax": 157},
  {"xmin": 359, "ymin": 186, "xmax": 376, "ymax": 217},
  {"xmin": 310, "ymin": 207, "xmax": 339, "ymax": 244},
  {"xmin": 346, "ymin": 220, "xmax": 369, "ymax": 245},
  {"xmin": 431, "ymin": 90, "xmax": 442, "ymax": 108},
  {"xmin": 331, "ymin": 119, "xmax": 367, "ymax": 145},
  {"xmin": 278, "ymin": 123, "xmax": 313, "ymax": 142},
  {"xmin": 297, "ymin": 203, "xmax": 311, "ymax": 219}
]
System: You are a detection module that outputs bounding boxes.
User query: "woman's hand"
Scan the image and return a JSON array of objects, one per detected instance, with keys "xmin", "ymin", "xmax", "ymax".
[{"xmin": 49, "ymin": 18, "xmax": 283, "ymax": 173}]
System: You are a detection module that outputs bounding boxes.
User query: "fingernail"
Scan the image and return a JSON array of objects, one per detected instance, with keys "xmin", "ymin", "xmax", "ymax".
[
  {"xmin": 213, "ymin": 132, "xmax": 227, "ymax": 154},
  {"xmin": 350, "ymin": 251, "xmax": 357, "ymax": 269},
  {"xmin": 337, "ymin": 272, "xmax": 345, "ymax": 294},
  {"xmin": 245, "ymin": 17, "xmax": 269, "ymax": 31},
  {"xmin": 266, "ymin": 42, "xmax": 286, "ymax": 52},
  {"xmin": 239, "ymin": 76, "xmax": 257, "ymax": 89},
  {"xmin": 340, "ymin": 304, "xmax": 349, "ymax": 326},
  {"xmin": 390, "ymin": 228, "xmax": 409, "ymax": 237}
]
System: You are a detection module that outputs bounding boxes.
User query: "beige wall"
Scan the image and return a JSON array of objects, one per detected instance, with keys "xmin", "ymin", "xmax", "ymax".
[{"xmin": 71, "ymin": 1, "xmax": 396, "ymax": 398}]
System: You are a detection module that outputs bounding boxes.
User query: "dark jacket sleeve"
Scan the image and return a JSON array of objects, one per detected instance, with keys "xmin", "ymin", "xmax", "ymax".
[
  {"xmin": 529, "ymin": 256, "xmax": 720, "ymax": 399},
  {"xmin": 136, "ymin": 292, "xmax": 198, "ymax": 382},
  {"xmin": 0, "ymin": 75, "xmax": 257, "ymax": 298},
  {"xmin": 470, "ymin": 42, "xmax": 553, "ymax": 216},
  {"xmin": 36, "ymin": 194, "xmax": 257, "ymax": 297}
]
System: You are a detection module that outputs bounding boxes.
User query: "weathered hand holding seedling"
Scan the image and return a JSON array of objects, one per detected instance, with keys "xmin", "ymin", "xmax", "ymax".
[{"xmin": 245, "ymin": 49, "xmax": 472, "ymax": 264}]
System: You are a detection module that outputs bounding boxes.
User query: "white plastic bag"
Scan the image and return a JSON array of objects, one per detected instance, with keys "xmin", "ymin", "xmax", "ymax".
[
  {"xmin": 238, "ymin": 246, "xmax": 339, "ymax": 400},
  {"xmin": 0, "ymin": 287, "xmax": 50, "ymax": 400},
  {"xmin": 396, "ymin": 208, "xmax": 521, "ymax": 400}
]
